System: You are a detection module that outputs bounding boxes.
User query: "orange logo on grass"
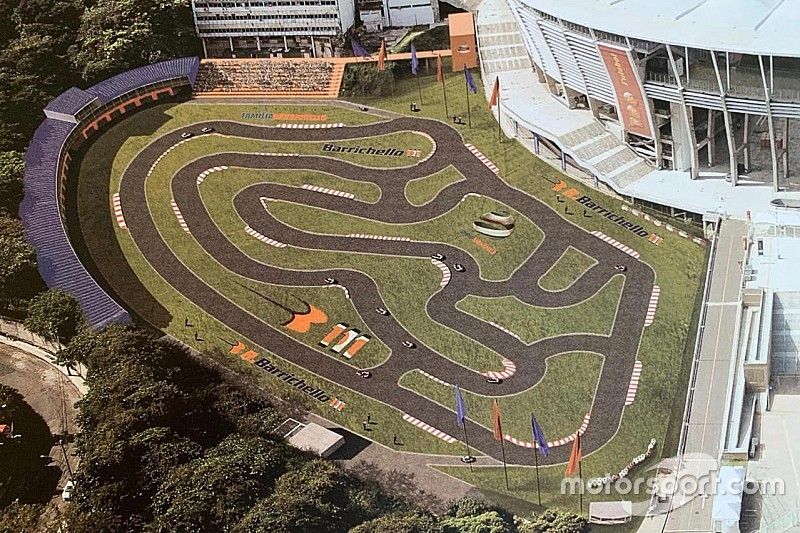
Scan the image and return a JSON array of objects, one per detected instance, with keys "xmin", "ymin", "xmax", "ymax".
[
  {"xmin": 553, "ymin": 180, "xmax": 580, "ymax": 199},
  {"xmin": 284, "ymin": 304, "xmax": 328, "ymax": 333}
]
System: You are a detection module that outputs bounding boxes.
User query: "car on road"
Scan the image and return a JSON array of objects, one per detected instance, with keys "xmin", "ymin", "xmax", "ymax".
[
  {"xmin": 357, "ymin": 370, "xmax": 372, "ymax": 379},
  {"xmin": 614, "ymin": 264, "xmax": 627, "ymax": 272},
  {"xmin": 375, "ymin": 307, "xmax": 390, "ymax": 316},
  {"xmin": 324, "ymin": 277, "xmax": 337, "ymax": 284},
  {"xmin": 431, "ymin": 253, "xmax": 446, "ymax": 261},
  {"xmin": 62, "ymin": 480, "xmax": 75, "ymax": 501},
  {"xmin": 485, "ymin": 377, "xmax": 503, "ymax": 384},
  {"xmin": 453, "ymin": 263, "xmax": 466, "ymax": 273},
  {"xmin": 401, "ymin": 340, "xmax": 416, "ymax": 349},
  {"xmin": 200, "ymin": 127, "xmax": 214, "ymax": 133},
  {"xmin": 180, "ymin": 132, "xmax": 193, "ymax": 139},
  {"xmin": 460, "ymin": 456, "xmax": 476, "ymax": 464}
]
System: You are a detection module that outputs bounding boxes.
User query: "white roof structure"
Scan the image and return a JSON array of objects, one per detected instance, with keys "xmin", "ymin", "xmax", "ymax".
[
  {"xmin": 287, "ymin": 422, "xmax": 345, "ymax": 458},
  {"xmin": 711, "ymin": 466, "xmax": 746, "ymax": 532},
  {"xmin": 518, "ymin": 0, "xmax": 800, "ymax": 57}
]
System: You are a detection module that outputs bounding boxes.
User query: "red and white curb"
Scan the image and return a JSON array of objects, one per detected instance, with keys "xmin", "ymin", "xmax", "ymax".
[
  {"xmin": 503, "ymin": 413, "xmax": 591, "ymax": 449},
  {"xmin": 488, "ymin": 322, "xmax": 521, "ymax": 341},
  {"xmin": 431, "ymin": 259, "xmax": 451, "ymax": 288},
  {"xmin": 412, "ymin": 131, "xmax": 437, "ymax": 163},
  {"xmin": 644, "ymin": 286, "xmax": 660, "ymax": 326},
  {"xmin": 481, "ymin": 358, "xmax": 517, "ymax": 380},
  {"xmin": 590, "ymin": 231, "xmax": 640, "ymax": 259},
  {"xmin": 332, "ymin": 284, "xmax": 350, "ymax": 299},
  {"xmin": 257, "ymin": 152, "xmax": 299, "ymax": 157},
  {"xmin": 402, "ymin": 413, "xmax": 457, "ymax": 443},
  {"xmin": 347, "ymin": 234, "xmax": 411, "ymax": 242},
  {"xmin": 196, "ymin": 166, "xmax": 228, "ymax": 185},
  {"xmin": 418, "ymin": 370, "xmax": 452, "ymax": 387},
  {"xmin": 621, "ymin": 205, "xmax": 706, "ymax": 246},
  {"xmin": 112, "ymin": 193, "xmax": 126, "ymax": 229},
  {"xmin": 276, "ymin": 123, "xmax": 344, "ymax": 129},
  {"xmin": 148, "ymin": 136, "xmax": 198, "ymax": 177},
  {"xmin": 464, "ymin": 143, "xmax": 500, "ymax": 174},
  {"xmin": 244, "ymin": 225, "xmax": 288, "ymax": 248},
  {"xmin": 171, "ymin": 199, "xmax": 190, "ymax": 233},
  {"xmin": 625, "ymin": 361, "xmax": 643, "ymax": 406},
  {"xmin": 301, "ymin": 184, "xmax": 355, "ymax": 199}
]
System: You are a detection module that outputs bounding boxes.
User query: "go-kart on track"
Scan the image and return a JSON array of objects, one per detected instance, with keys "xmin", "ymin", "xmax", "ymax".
[{"xmin": 118, "ymin": 114, "xmax": 655, "ymax": 467}]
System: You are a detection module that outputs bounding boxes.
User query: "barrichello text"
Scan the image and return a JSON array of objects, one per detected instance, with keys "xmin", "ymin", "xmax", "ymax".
[
  {"xmin": 553, "ymin": 180, "xmax": 649, "ymax": 238},
  {"xmin": 255, "ymin": 357, "xmax": 334, "ymax": 403},
  {"xmin": 322, "ymin": 143, "xmax": 405, "ymax": 157}
]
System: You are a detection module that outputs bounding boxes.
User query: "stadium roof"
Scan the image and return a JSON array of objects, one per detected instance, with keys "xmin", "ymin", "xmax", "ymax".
[
  {"xmin": 44, "ymin": 87, "xmax": 97, "ymax": 118},
  {"xmin": 520, "ymin": 0, "xmax": 800, "ymax": 57},
  {"xmin": 86, "ymin": 57, "xmax": 200, "ymax": 103}
]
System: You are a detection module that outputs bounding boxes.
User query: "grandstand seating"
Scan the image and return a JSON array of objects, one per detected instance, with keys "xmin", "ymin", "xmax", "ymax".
[
  {"xmin": 21, "ymin": 57, "xmax": 200, "ymax": 327},
  {"xmin": 194, "ymin": 59, "xmax": 345, "ymax": 98}
]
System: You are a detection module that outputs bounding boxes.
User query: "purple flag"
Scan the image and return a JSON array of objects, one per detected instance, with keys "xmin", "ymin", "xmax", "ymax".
[
  {"xmin": 531, "ymin": 414, "xmax": 550, "ymax": 457},
  {"xmin": 351, "ymin": 39, "xmax": 370, "ymax": 58},
  {"xmin": 455, "ymin": 385, "xmax": 467, "ymax": 428},
  {"xmin": 411, "ymin": 43, "xmax": 419, "ymax": 75},
  {"xmin": 464, "ymin": 66, "xmax": 478, "ymax": 94}
]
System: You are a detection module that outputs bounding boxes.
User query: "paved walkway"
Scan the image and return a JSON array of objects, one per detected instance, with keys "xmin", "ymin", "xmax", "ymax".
[{"xmin": 652, "ymin": 218, "xmax": 747, "ymax": 532}]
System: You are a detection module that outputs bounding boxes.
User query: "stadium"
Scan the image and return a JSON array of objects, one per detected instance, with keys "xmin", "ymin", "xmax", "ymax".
[
  {"xmin": 16, "ymin": 10, "xmax": 730, "ymax": 529},
  {"xmin": 476, "ymin": 0, "xmax": 800, "ymax": 220}
]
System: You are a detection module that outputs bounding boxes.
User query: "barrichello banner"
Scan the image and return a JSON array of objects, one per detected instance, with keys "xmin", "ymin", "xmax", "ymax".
[
  {"xmin": 554, "ymin": 180, "xmax": 649, "ymax": 238},
  {"xmin": 254, "ymin": 357, "xmax": 334, "ymax": 403},
  {"xmin": 322, "ymin": 143, "xmax": 405, "ymax": 157}
]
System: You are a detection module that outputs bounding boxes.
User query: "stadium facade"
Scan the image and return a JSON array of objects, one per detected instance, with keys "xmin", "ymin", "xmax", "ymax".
[
  {"xmin": 477, "ymin": 0, "xmax": 800, "ymax": 215},
  {"xmin": 190, "ymin": 0, "xmax": 356, "ymax": 58}
]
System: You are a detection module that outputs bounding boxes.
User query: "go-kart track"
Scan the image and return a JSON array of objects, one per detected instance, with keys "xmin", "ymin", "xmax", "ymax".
[{"xmin": 117, "ymin": 114, "xmax": 655, "ymax": 467}]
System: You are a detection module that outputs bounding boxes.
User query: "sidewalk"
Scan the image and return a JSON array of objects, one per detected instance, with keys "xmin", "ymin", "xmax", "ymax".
[{"xmin": 0, "ymin": 333, "xmax": 87, "ymax": 395}]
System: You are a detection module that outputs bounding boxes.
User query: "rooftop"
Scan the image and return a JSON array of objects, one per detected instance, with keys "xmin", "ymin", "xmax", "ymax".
[{"xmin": 519, "ymin": 0, "xmax": 800, "ymax": 57}]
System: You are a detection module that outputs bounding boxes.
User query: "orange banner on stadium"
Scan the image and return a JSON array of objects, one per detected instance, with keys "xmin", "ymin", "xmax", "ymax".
[{"xmin": 597, "ymin": 44, "xmax": 653, "ymax": 138}]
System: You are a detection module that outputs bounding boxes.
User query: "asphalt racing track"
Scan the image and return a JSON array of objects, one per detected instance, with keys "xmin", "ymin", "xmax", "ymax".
[{"xmin": 118, "ymin": 115, "xmax": 655, "ymax": 466}]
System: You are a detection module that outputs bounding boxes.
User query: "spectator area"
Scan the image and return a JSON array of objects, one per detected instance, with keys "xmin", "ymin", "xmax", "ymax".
[
  {"xmin": 21, "ymin": 57, "xmax": 200, "ymax": 327},
  {"xmin": 194, "ymin": 59, "xmax": 344, "ymax": 98}
]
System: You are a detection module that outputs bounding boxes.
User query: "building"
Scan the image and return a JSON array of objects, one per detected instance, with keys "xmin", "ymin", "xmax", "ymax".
[
  {"xmin": 356, "ymin": 0, "xmax": 440, "ymax": 32},
  {"xmin": 476, "ymin": 0, "xmax": 800, "ymax": 219},
  {"xmin": 191, "ymin": 0, "xmax": 356, "ymax": 58}
]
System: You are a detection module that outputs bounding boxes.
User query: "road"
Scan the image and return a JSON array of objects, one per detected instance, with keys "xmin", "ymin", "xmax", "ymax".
[{"xmin": 118, "ymin": 115, "xmax": 655, "ymax": 466}]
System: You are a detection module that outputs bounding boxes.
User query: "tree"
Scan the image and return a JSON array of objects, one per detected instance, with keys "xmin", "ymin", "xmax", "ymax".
[
  {"xmin": 0, "ymin": 152, "xmax": 24, "ymax": 217},
  {"xmin": 24, "ymin": 288, "xmax": 83, "ymax": 344},
  {"xmin": 340, "ymin": 64, "xmax": 396, "ymax": 97},
  {"xmin": 516, "ymin": 509, "xmax": 588, "ymax": 533},
  {"xmin": 349, "ymin": 511, "xmax": 443, "ymax": 533},
  {"xmin": 72, "ymin": 0, "xmax": 200, "ymax": 84},
  {"xmin": 0, "ymin": 217, "xmax": 39, "ymax": 301},
  {"xmin": 152, "ymin": 435, "xmax": 292, "ymax": 532},
  {"xmin": 440, "ymin": 511, "xmax": 511, "ymax": 533}
]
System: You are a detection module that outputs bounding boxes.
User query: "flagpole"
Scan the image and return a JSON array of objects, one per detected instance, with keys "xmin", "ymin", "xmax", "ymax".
[
  {"xmin": 497, "ymin": 95, "xmax": 502, "ymax": 143},
  {"xmin": 416, "ymin": 74, "xmax": 423, "ymax": 106},
  {"xmin": 461, "ymin": 421, "xmax": 473, "ymax": 472},
  {"xmin": 578, "ymin": 456, "xmax": 584, "ymax": 515},
  {"xmin": 465, "ymin": 74, "xmax": 472, "ymax": 128},
  {"xmin": 499, "ymin": 436, "xmax": 510, "ymax": 490},
  {"xmin": 442, "ymin": 77, "xmax": 449, "ymax": 119},
  {"xmin": 533, "ymin": 441, "xmax": 542, "ymax": 506}
]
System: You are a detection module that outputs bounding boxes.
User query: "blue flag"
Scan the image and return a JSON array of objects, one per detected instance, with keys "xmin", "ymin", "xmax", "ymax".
[
  {"xmin": 531, "ymin": 414, "xmax": 550, "ymax": 457},
  {"xmin": 464, "ymin": 66, "xmax": 478, "ymax": 94},
  {"xmin": 455, "ymin": 385, "xmax": 467, "ymax": 428},
  {"xmin": 410, "ymin": 43, "xmax": 419, "ymax": 75},
  {"xmin": 351, "ymin": 39, "xmax": 370, "ymax": 58}
]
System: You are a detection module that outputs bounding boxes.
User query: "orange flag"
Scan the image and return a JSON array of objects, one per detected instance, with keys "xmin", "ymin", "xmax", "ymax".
[
  {"xmin": 564, "ymin": 433, "xmax": 582, "ymax": 477},
  {"xmin": 488, "ymin": 76, "xmax": 500, "ymax": 109},
  {"xmin": 377, "ymin": 40, "xmax": 386, "ymax": 71},
  {"xmin": 491, "ymin": 399, "xmax": 503, "ymax": 441},
  {"xmin": 436, "ymin": 54, "xmax": 444, "ymax": 84}
]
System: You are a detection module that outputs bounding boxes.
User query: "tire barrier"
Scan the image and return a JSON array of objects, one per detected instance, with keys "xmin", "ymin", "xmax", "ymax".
[{"xmin": 473, "ymin": 210, "xmax": 516, "ymax": 238}]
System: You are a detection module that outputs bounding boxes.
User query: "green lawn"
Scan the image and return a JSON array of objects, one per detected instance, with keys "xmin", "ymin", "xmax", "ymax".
[
  {"xmin": 456, "ymin": 275, "xmax": 623, "ymax": 344},
  {"xmin": 400, "ymin": 351, "xmax": 602, "ymax": 441},
  {"xmin": 404, "ymin": 165, "xmax": 466, "ymax": 206},
  {"xmin": 72, "ymin": 71, "xmax": 707, "ymax": 513},
  {"xmin": 351, "ymin": 68, "xmax": 709, "ymax": 511},
  {"xmin": 538, "ymin": 246, "xmax": 598, "ymax": 291},
  {"xmin": 264, "ymin": 193, "xmax": 543, "ymax": 282}
]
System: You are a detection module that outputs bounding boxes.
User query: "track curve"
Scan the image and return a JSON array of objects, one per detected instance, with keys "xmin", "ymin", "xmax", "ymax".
[{"xmin": 118, "ymin": 115, "xmax": 655, "ymax": 465}]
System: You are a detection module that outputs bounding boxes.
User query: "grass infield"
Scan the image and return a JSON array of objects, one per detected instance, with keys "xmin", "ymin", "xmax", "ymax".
[{"xmin": 73, "ymin": 74, "xmax": 707, "ymax": 512}]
